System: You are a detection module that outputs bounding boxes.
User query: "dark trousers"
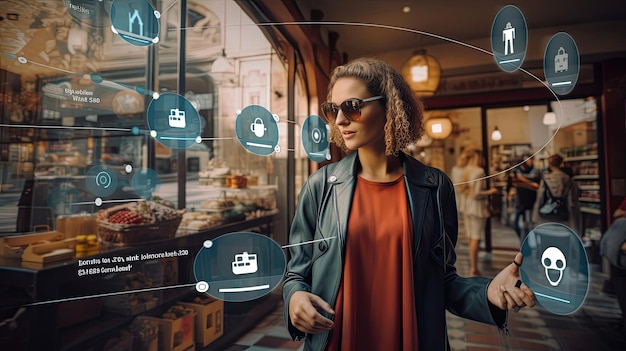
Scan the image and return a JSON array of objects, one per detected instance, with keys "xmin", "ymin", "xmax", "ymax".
[{"xmin": 512, "ymin": 208, "xmax": 532, "ymax": 241}]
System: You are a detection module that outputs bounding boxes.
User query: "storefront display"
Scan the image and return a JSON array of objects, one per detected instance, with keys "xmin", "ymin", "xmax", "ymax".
[{"xmin": 0, "ymin": 1, "xmax": 298, "ymax": 350}]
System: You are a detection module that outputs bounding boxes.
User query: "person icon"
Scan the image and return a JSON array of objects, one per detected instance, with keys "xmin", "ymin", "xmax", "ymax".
[{"xmin": 503, "ymin": 22, "xmax": 515, "ymax": 55}]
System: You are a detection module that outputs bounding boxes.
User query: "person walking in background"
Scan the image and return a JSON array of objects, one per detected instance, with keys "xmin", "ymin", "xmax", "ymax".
[
  {"xmin": 507, "ymin": 153, "xmax": 541, "ymax": 240},
  {"xmin": 458, "ymin": 147, "xmax": 499, "ymax": 276},
  {"xmin": 450, "ymin": 151, "xmax": 470, "ymax": 224},
  {"xmin": 532, "ymin": 153, "xmax": 581, "ymax": 234},
  {"xmin": 283, "ymin": 58, "xmax": 535, "ymax": 350}
]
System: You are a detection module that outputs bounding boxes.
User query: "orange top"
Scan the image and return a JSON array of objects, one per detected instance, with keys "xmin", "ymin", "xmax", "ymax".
[{"xmin": 328, "ymin": 175, "xmax": 418, "ymax": 350}]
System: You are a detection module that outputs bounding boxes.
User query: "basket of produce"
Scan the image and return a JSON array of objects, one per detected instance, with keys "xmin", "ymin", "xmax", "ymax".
[{"xmin": 97, "ymin": 201, "xmax": 185, "ymax": 245}]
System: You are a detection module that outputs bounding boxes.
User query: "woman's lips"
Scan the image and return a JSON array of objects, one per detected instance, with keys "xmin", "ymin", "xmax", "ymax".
[{"xmin": 341, "ymin": 130, "xmax": 356, "ymax": 139}]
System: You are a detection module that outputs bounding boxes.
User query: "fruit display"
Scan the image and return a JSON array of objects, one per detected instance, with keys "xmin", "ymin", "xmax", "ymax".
[
  {"xmin": 97, "ymin": 201, "xmax": 182, "ymax": 225},
  {"xmin": 96, "ymin": 201, "xmax": 185, "ymax": 245}
]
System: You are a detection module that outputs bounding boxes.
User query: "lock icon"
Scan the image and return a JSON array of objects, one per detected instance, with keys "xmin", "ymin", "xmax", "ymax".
[
  {"xmin": 250, "ymin": 117, "xmax": 266, "ymax": 138},
  {"xmin": 554, "ymin": 47, "xmax": 568, "ymax": 73}
]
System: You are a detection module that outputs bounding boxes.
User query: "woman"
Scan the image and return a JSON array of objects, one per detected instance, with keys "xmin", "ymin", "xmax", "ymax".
[
  {"xmin": 283, "ymin": 58, "xmax": 535, "ymax": 350},
  {"xmin": 532, "ymin": 153, "xmax": 581, "ymax": 233},
  {"xmin": 450, "ymin": 151, "xmax": 469, "ymax": 219},
  {"xmin": 459, "ymin": 147, "xmax": 499, "ymax": 276}
]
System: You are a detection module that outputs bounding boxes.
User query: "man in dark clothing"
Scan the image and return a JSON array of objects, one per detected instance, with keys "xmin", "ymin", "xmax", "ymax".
[{"xmin": 507, "ymin": 154, "xmax": 541, "ymax": 240}]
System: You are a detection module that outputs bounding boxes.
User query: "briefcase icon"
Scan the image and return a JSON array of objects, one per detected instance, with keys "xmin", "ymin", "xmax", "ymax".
[
  {"xmin": 554, "ymin": 47, "xmax": 568, "ymax": 73},
  {"xmin": 232, "ymin": 252, "xmax": 258, "ymax": 275}
]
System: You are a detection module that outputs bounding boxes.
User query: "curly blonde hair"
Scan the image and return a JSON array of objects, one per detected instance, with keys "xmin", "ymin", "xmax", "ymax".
[{"xmin": 326, "ymin": 57, "xmax": 425, "ymax": 156}]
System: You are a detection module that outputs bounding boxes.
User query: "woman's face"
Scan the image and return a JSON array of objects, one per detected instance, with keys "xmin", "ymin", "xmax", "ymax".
[{"xmin": 330, "ymin": 77, "xmax": 386, "ymax": 152}]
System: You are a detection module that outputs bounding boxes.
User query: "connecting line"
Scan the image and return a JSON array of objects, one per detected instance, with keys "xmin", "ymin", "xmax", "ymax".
[
  {"xmin": 0, "ymin": 124, "xmax": 130, "ymax": 133},
  {"xmin": 7, "ymin": 283, "xmax": 197, "ymax": 309},
  {"xmin": 161, "ymin": 0, "xmax": 179, "ymax": 16},
  {"xmin": 282, "ymin": 236, "xmax": 336, "ymax": 249},
  {"xmin": 71, "ymin": 198, "xmax": 146, "ymax": 206}
]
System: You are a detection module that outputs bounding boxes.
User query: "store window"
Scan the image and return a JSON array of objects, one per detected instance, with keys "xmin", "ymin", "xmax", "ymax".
[
  {"xmin": 0, "ymin": 0, "xmax": 307, "ymax": 234},
  {"xmin": 0, "ymin": 1, "xmax": 311, "ymax": 349}
]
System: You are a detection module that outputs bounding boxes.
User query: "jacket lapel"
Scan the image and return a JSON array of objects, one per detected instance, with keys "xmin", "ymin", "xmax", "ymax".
[{"xmin": 401, "ymin": 153, "xmax": 439, "ymax": 256}]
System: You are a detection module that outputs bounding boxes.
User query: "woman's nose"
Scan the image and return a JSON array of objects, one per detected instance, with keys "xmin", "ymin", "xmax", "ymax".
[{"xmin": 335, "ymin": 109, "xmax": 349, "ymax": 125}]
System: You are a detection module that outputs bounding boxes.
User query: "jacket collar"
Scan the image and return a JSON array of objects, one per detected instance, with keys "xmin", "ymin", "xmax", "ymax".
[{"xmin": 327, "ymin": 151, "xmax": 439, "ymax": 188}]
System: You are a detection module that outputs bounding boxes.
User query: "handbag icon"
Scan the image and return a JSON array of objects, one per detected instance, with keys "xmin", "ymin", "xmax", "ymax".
[{"xmin": 554, "ymin": 47, "xmax": 568, "ymax": 73}]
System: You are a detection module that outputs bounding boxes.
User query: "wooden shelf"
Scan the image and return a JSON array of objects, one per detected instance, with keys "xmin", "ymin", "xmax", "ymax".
[
  {"xmin": 579, "ymin": 197, "xmax": 601, "ymax": 203},
  {"xmin": 564, "ymin": 155, "xmax": 598, "ymax": 162},
  {"xmin": 579, "ymin": 185, "xmax": 600, "ymax": 190},
  {"xmin": 573, "ymin": 175, "xmax": 599, "ymax": 180}
]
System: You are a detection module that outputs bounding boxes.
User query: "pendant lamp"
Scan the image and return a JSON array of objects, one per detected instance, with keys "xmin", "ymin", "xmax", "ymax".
[{"xmin": 402, "ymin": 49, "xmax": 441, "ymax": 97}]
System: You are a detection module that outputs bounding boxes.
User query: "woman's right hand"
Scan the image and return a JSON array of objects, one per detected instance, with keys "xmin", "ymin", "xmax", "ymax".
[{"xmin": 289, "ymin": 291, "xmax": 335, "ymax": 334}]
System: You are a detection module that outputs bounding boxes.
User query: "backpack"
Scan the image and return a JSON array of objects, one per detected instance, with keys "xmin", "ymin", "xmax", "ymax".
[{"xmin": 538, "ymin": 181, "xmax": 569, "ymax": 221}]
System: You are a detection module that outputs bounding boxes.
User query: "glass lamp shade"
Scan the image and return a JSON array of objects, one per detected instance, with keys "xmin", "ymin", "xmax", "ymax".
[
  {"xmin": 425, "ymin": 117, "xmax": 452, "ymax": 139},
  {"xmin": 211, "ymin": 55, "xmax": 236, "ymax": 75},
  {"xmin": 491, "ymin": 126, "xmax": 503, "ymax": 141},
  {"xmin": 402, "ymin": 50, "xmax": 441, "ymax": 97},
  {"xmin": 543, "ymin": 112, "xmax": 557, "ymax": 125}
]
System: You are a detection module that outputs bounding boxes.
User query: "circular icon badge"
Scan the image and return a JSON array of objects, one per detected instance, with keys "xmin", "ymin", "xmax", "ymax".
[
  {"xmin": 147, "ymin": 93, "xmax": 202, "ymax": 150},
  {"xmin": 302, "ymin": 115, "xmax": 330, "ymax": 162},
  {"xmin": 235, "ymin": 105, "xmax": 280, "ymax": 156},
  {"xmin": 544, "ymin": 32, "xmax": 580, "ymax": 96},
  {"xmin": 86, "ymin": 166, "xmax": 119, "ymax": 197},
  {"xmin": 491, "ymin": 5, "xmax": 528, "ymax": 72},
  {"xmin": 193, "ymin": 232, "xmax": 286, "ymax": 302},
  {"xmin": 519, "ymin": 223, "xmax": 590, "ymax": 315},
  {"xmin": 131, "ymin": 168, "xmax": 161, "ymax": 199},
  {"xmin": 110, "ymin": 0, "xmax": 160, "ymax": 46}
]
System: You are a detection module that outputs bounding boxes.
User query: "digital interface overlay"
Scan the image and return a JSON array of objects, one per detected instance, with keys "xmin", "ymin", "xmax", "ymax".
[{"xmin": 0, "ymin": 2, "xmax": 587, "ymax": 322}]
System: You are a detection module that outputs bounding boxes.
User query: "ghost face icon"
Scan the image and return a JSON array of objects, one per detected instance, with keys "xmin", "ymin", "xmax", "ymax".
[{"xmin": 541, "ymin": 246, "xmax": 566, "ymax": 286}]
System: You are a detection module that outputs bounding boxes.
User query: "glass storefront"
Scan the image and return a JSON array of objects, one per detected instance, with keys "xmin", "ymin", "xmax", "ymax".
[{"xmin": 0, "ymin": 1, "xmax": 312, "ymax": 349}]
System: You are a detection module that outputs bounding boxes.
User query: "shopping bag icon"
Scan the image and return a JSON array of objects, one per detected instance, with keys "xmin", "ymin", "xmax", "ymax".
[
  {"xmin": 554, "ymin": 47, "xmax": 568, "ymax": 73},
  {"xmin": 231, "ymin": 252, "xmax": 258, "ymax": 275},
  {"xmin": 168, "ymin": 108, "xmax": 186, "ymax": 128}
]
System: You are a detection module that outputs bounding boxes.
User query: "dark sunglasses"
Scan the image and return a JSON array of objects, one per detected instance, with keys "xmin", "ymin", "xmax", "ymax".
[{"xmin": 321, "ymin": 95, "xmax": 384, "ymax": 123}]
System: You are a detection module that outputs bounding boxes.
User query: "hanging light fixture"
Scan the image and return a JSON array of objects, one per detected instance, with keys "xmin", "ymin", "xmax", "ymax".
[
  {"xmin": 425, "ymin": 116, "xmax": 452, "ymax": 139},
  {"xmin": 211, "ymin": 49, "xmax": 236, "ymax": 75},
  {"xmin": 543, "ymin": 112, "xmax": 556, "ymax": 125},
  {"xmin": 402, "ymin": 49, "xmax": 441, "ymax": 97},
  {"xmin": 491, "ymin": 126, "xmax": 502, "ymax": 141},
  {"xmin": 543, "ymin": 102, "xmax": 557, "ymax": 125}
]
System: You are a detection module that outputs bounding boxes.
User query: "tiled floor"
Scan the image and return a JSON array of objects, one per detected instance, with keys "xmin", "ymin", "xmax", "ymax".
[{"xmin": 225, "ymin": 218, "xmax": 626, "ymax": 351}]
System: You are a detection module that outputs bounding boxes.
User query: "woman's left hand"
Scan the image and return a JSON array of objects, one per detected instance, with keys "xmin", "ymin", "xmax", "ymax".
[{"xmin": 487, "ymin": 252, "xmax": 536, "ymax": 312}]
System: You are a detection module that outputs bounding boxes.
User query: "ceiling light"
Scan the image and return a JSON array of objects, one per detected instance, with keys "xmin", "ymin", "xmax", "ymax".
[
  {"xmin": 543, "ymin": 112, "xmax": 557, "ymax": 125},
  {"xmin": 425, "ymin": 116, "xmax": 452, "ymax": 139},
  {"xmin": 402, "ymin": 49, "xmax": 441, "ymax": 97},
  {"xmin": 402, "ymin": 6, "xmax": 411, "ymax": 13},
  {"xmin": 491, "ymin": 126, "xmax": 502, "ymax": 141}
]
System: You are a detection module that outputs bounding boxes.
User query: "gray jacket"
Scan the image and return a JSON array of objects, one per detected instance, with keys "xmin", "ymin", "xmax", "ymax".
[{"xmin": 283, "ymin": 151, "xmax": 506, "ymax": 351}]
